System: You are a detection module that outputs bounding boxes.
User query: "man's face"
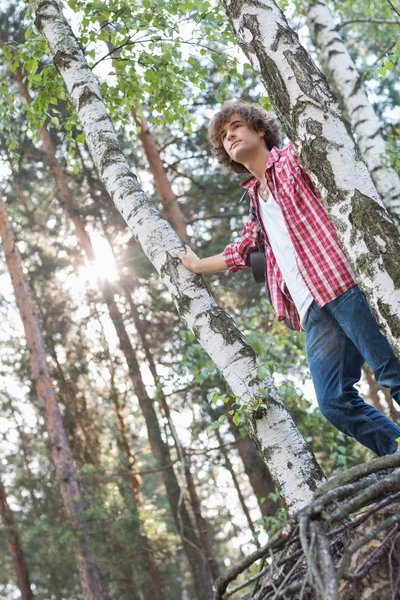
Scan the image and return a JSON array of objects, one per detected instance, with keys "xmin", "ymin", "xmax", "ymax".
[{"xmin": 220, "ymin": 114, "xmax": 265, "ymax": 163}]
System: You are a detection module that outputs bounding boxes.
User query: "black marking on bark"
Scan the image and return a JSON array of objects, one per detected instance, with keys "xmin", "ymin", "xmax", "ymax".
[
  {"xmin": 327, "ymin": 49, "xmax": 344, "ymax": 60},
  {"xmin": 34, "ymin": 0, "xmax": 58, "ymax": 32},
  {"xmin": 270, "ymin": 21, "xmax": 295, "ymax": 53},
  {"xmin": 294, "ymin": 119, "xmax": 341, "ymax": 198},
  {"xmin": 239, "ymin": 15, "xmax": 292, "ymax": 121},
  {"xmin": 228, "ymin": 0, "xmax": 271, "ymax": 22},
  {"xmin": 370, "ymin": 164, "xmax": 383, "ymax": 175},
  {"xmin": 123, "ymin": 192, "xmax": 156, "ymax": 224},
  {"xmin": 353, "ymin": 118, "xmax": 368, "ymax": 129},
  {"xmin": 284, "ymin": 48, "xmax": 335, "ymax": 111},
  {"xmin": 351, "ymin": 104, "xmax": 365, "ymax": 114},
  {"xmin": 325, "ymin": 36, "xmax": 342, "ymax": 49},
  {"xmin": 209, "ymin": 306, "xmax": 250, "ymax": 349},
  {"xmin": 377, "ymin": 300, "xmax": 400, "ymax": 338},
  {"xmin": 304, "ymin": 461, "xmax": 325, "ymax": 491},
  {"xmin": 54, "ymin": 51, "xmax": 75, "ymax": 71},
  {"xmin": 349, "ymin": 191, "xmax": 400, "ymax": 290},
  {"xmin": 313, "ymin": 22, "xmax": 325, "ymax": 38},
  {"xmin": 77, "ymin": 86, "xmax": 101, "ymax": 111}
]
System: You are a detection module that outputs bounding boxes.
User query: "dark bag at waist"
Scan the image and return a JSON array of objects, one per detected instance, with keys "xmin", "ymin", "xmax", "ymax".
[{"xmin": 250, "ymin": 250, "xmax": 266, "ymax": 284}]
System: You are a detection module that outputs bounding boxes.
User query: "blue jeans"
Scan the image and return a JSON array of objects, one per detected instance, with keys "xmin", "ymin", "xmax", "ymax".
[{"xmin": 305, "ymin": 285, "xmax": 400, "ymax": 456}]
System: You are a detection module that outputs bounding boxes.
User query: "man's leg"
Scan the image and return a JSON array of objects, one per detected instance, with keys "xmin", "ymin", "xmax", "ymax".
[
  {"xmin": 305, "ymin": 300, "xmax": 400, "ymax": 456},
  {"xmin": 327, "ymin": 286, "xmax": 400, "ymax": 406}
]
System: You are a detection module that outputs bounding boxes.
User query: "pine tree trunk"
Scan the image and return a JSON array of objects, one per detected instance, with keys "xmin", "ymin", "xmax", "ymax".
[
  {"xmin": 228, "ymin": 423, "xmax": 278, "ymax": 518},
  {"xmin": 0, "ymin": 476, "xmax": 34, "ymax": 600},
  {"xmin": 214, "ymin": 429, "xmax": 260, "ymax": 547},
  {"xmin": 7, "ymin": 403, "xmax": 64, "ymax": 600},
  {"xmin": 133, "ymin": 108, "xmax": 189, "ymax": 242},
  {"xmin": 301, "ymin": 0, "xmax": 400, "ymax": 221},
  {"xmin": 219, "ymin": 0, "xmax": 400, "ymax": 360},
  {"xmin": 29, "ymin": 0, "xmax": 325, "ymax": 515},
  {"xmin": 0, "ymin": 192, "xmax": 104, "ymax": 600},
  {"xmin": 121, "ymin": 282, "xmax": 220, "ymax": 581},
  {"xmin": 37, "ymin": 305, "xmax": 102, "ymax": 468}
]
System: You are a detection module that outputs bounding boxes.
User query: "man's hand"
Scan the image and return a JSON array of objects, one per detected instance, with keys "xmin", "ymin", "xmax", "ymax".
[{"xmin": 173, "ymin": 245, "xmax": 200, "ymax": 273}]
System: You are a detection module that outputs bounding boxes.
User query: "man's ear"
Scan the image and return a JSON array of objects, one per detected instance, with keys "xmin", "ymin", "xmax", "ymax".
[{"xmin": 258, "ymin": 131, "xmax": 265, "ymax": 138}]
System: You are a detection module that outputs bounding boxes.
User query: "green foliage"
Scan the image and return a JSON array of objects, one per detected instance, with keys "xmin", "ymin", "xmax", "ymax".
[{"xmin": 0, "ymin": 1, "xmax": 398, "ymax": 597}]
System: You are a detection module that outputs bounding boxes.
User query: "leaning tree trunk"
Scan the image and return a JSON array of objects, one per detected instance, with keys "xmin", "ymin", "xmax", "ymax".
[
  {"xmin": 14, "ymin": 60, "xmax": 198, "ymax": 599},
  {"xmin": 0, "ymin": 476, "xmax": 34, "ymax": 600},
  {"xmin": 101, "ymin": 30, "xmax": 189, "ymax": 242},
  {"xmin": 219, "ymin": 0, "xmax": 400, "ymax": 360},
  {"xmin": 0, "ymin": 192, "xmax": 104, "ymax": 600},
  {"xmin": 29, "ymin": 0, "xmax": 325, "ymax": 516},
  {"xmin": 301, "ymin": 0, "xmax": 400, "ymax": 222}
]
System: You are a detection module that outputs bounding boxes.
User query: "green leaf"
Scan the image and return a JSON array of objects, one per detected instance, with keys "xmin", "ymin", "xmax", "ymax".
[{"xmin": 26, "ymin": 59, "xmax": 38, "ymax": 73}]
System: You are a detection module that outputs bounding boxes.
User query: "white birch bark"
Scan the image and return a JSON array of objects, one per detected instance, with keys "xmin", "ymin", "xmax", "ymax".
[
  {"xmin": 220, "ymin": 0, "xmax": 400, "ymax": 360},
  {"xmin": 302, "ymin": 0, "xmax": 400, "ymax": 221},
  {"xmin": 29, "ymin": 0, "xmax": 325, "ymax": 515}
]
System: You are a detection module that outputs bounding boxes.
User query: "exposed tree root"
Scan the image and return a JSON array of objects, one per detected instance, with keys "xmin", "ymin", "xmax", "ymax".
[{"xmin": 214, "ymin": 454, "xmax": 400, "ymax": 600}]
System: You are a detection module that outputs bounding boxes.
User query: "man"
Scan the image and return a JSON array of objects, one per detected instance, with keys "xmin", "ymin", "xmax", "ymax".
[{"xmin": 174, "ymin": 102, "xmax": 400, "ymax": 456}]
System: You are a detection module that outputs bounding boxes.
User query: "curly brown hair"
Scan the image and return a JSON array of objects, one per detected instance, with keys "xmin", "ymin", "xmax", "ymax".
[{"xmin": 208, "ymin": 102, "xmax": 281, "ymax": 174}]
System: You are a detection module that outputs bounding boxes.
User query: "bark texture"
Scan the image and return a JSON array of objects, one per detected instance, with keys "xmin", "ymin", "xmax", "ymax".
[
  {"xmin": 29, "ymin": 0, "xmax": 325, "ymax": 515},
  {"xmin": 0, "ymin": 477, "xmax": 34, "ymax": 600},
  {"xmin": 302, "ymin": 0, "xmax": 400, "ymax": 220},
  {"xmin": 0, "ymin": 192, "xmax": 104, "ymax": 600},
  {"xmin": 220, "ymin": 0, "xmax": 400, "ymax": 361}
]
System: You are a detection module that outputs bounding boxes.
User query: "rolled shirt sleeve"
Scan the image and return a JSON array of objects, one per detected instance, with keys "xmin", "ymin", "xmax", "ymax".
[{"xmin": 222, "ymin": 216, "xmax": 258, "ymax": 273}]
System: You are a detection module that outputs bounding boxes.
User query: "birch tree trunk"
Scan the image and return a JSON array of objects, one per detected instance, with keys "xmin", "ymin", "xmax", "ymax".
[
  {"xmin": 0, "ymin": 192, "xmax": 104, "ymax": 600},
  {"xmin": 0, "ymin": 476, "xmax": 34, "ymax": 600},
  {"xmin": 301, "ymin": 0, "xmax": 400, "ymax": 221},
  {"xmin": 29, "ymin": 0, "xmax": 325, "ymax": 516},
  {"xmin": 219, "ymin": 0, "xmax": 400, "ymax": 360},
  {"xmin": 14, "ymin": 65, "xmax": 209, "ymax": 595}
]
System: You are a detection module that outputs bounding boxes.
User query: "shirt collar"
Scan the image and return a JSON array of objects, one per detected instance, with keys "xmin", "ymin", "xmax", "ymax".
[{"xmin": 239, "ymin": 146, "xmax": 281, "ymax": 190}]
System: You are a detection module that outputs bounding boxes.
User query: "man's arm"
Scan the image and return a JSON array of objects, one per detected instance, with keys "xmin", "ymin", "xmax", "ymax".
[{"xmin": 174, "ymin": 245, "xmax": 227, "ymax": 273}]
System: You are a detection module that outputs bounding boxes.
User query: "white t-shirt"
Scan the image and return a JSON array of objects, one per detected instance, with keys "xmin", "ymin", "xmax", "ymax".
[{"xmin": 258, "ymin": 192, "xmax": 313, "ymax": 327}]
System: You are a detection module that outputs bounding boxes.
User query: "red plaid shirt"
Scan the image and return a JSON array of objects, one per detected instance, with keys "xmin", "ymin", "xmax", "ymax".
[{"xmin": 222, "ymin": 142, "xmax": 356, "ymax": 331}]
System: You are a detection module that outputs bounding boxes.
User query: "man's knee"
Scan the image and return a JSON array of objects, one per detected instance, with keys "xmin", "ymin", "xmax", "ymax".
[{"xmin": 318, "ymin": 395, "xmax": 344, "ymax": 428}]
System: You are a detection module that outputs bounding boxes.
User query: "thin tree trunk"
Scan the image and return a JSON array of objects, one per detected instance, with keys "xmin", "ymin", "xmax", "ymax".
[
  {"xmin": 301, "ymin": 0, "xmax": 400, "ymax": 221},
  {"xmin": 364, "ymin": 365, "xmax": 400, "ymax": 425},
  {"xmin": 0, "ymin": 192, "xmax": 104, "ymax": 600},
  {"xmin": 36, "ymin": 303, "xmax": 102, "ymax": 468},
  {"xmin": 219, "ymin": 0, "xmax": 400, "ymax": 359},
  {"xmin": 0, "ymin": 476, "xmax": 34, "ymax": 600},
  {"xmin": 29, "ymin": 0, "xmax": 325, "ymax": 515},
  {"xmin": 8, "ymin": 404, "xmax": 64, "ymax": 600},
  {"xmin": 132, "ymin": 108, "xmax": 189, "ymax": 242},
  {"xmin": 120, "ymin": 282, "xmax": 220, "ymax": 581},
  {"xmin": 229, "ymin": 423, "xmax": 278, "ymax": 518},
  {"xmin": 214, "ymin": 429, "xmax": 260, "ymax": 547},
  {"xmin": 183, "ymin": 452, "xmax": 221, "ymax": 581}
]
